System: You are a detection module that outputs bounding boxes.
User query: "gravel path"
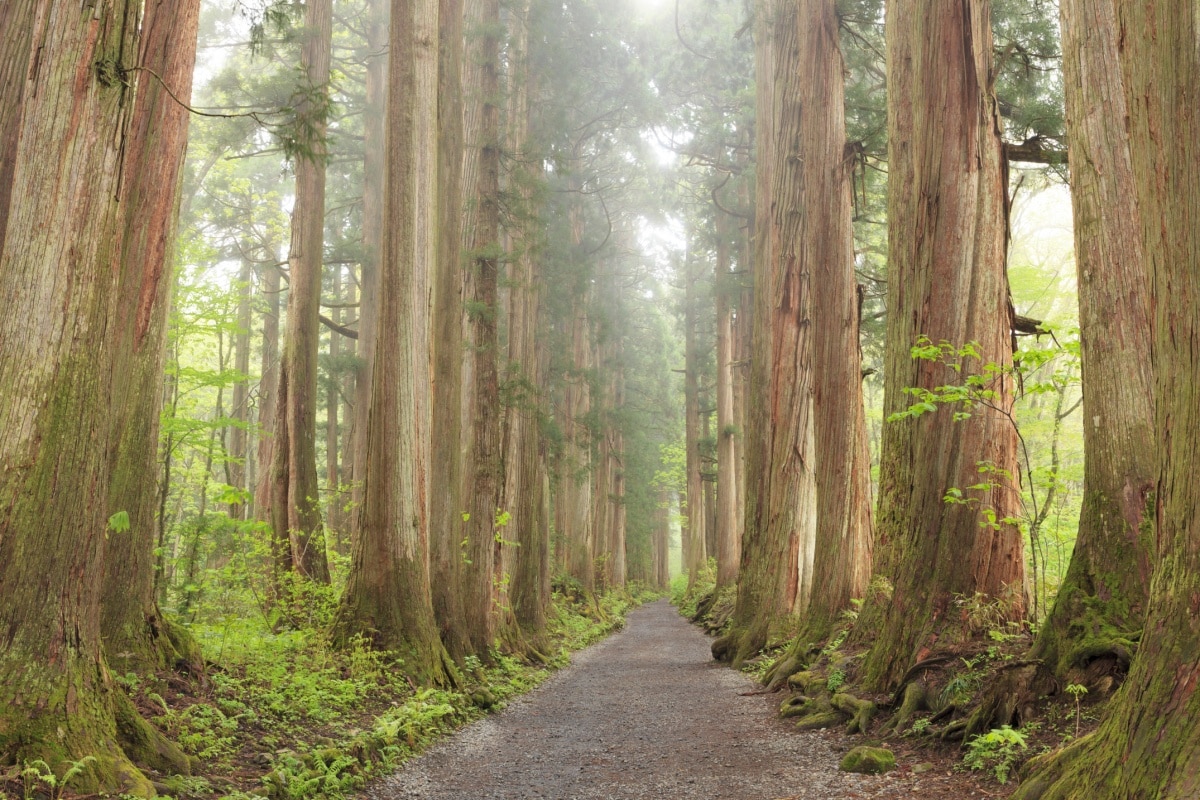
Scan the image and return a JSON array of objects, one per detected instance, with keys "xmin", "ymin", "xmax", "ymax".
[{"xmin": 367, "ymin": 599, "xmax": 999, "ymax": 799}]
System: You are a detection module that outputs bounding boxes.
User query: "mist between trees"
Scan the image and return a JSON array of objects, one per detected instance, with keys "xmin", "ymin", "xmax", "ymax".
[{"xmin": 0, "ymin": 0, "xmax": 1197, "ymax": 797}]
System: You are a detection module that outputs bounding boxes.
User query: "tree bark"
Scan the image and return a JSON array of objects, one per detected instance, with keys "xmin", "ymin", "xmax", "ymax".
[
  {"xmin": 428, "ymin": 0, "xmax": 470, "ymax": 661},
  {"xmin": 1012, "ymin": 3, "xmax": 1200, "ymax": 797},
  {"xmin": 683, "ymin": 249, "xmax": 709, "ymax": 590},
  {"xmin": 1024, "ymin": 0, "xmax": 1154, "ymax": 684},
  {"xmin": 228, "ymin": 260, "xmax": 253, "ymax": 520},
  {"xmin": 713, "ymin": 0, "xmax": 817, "ymax": 666},
  {"xmin": 715, "ymin": 220, "xmax": 741, "ymax": 587},
  {"xmin": 557, "ymin": 292, "xmax": 595, "ymax": 593},
  {"xmin": 0, "ymin": 1, "xmax": 167, "ymax": 789},
  {"xmin": 271, "ymin": 0, "xmax": 334, "ymax": 584},
  {"xmin": 852, "ymin": 0, "xmax": 1023, "ymax": 693},
  {"xmin": 101, "ymin": 0, "xmax": 205, "ymax": 700},
  {"xmin": 802, "ymin": 0, "xmax": 874, "ymax": 641},
  {"xmin": 457, "ymin": 0, "xmax": 503, "ymax": 656},
  {"xmin": 254, "ymin": 264, "xmax": 286, "ymax": 597},
  {"xmin": 0, "ymin": 0, "xmax": 35, "ymax": 256},
  {"xmin": 349, "ymin": 0, "xmax": 388, "ymax": 547},
  {"xmin": 499, "ymin": 0, "xmax": 549, "ymax": 649},
  {"xmin": 332, "ymin": 0, "xmax": 454, "ymax": 685},
  {"xmin": 324, "ymin": 267, "xmax": 343, "ymax": 546}
]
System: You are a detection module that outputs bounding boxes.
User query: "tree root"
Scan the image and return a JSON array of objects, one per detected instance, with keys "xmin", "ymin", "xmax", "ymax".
[
  {"xmin": 763, "ymin": 655, "xmax": 807, "ymax": 691},
  {"xmin": 779, "ymin": 695, "xmax": 822, "ymax": 719},
  {"xmin": 888, "ymin": 681, "xmax": 927, "ymax": 735},
  {"xmin": 963, "ymin": 660, "xmax": 1055, "ymax": 738},
  {"xmin": 831, "ymin": 692, "xmax": 876, "ymax": 734},
  {"xmin": 114, "ymin": 690, "xmax": 191, "ymax": 776}
]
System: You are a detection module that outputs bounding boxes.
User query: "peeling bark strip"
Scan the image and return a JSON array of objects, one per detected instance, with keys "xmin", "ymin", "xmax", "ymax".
[{"xmin": 853, "ymin": 0, "xmax": 1023, "ymax": 693}]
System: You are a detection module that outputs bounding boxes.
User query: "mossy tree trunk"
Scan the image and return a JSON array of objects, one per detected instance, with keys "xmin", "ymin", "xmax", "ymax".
[
  {"xmin": 271, "ymin": 0, "xmax": 334, "ymax": 585},
  {"xmin": 713, "ymin": 0, "xmax": 817, "ymax": 667},
  {"xmin": 429, "ymin": 0, "xmax": 470, "ymax": 662},
  {"xmin": 851, "ymin": 0, "xmax": 1023, "ymax": 693},
  {"xmin": 801, "ymin": 0, "xmax": 874, "ymax": 643},
  {"xmin": 1025, "ymin": 0, "xmax": 1154, "ymax": 684},
  {"xmin": 101, "ymin": 0, "xmax": 205, "ymax": 690},
  {"xmin": 0, "ymin": 1, "xmax": 176, "ymax": 791},
  {"xmin": 458, "ymin": 0, "xmax": 503, "ymax": 657},
  {"xmin": 332, "ymin": 0, "xmax": 454, "ymax": 687},
  {"xmin": 1013, "ymin": 3, "xmax": 1200, "ymax": 797}
]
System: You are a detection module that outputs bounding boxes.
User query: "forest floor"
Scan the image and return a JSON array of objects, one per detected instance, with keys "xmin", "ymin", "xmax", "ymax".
[{"xmin": 365, "ymin": 599, "xmax": 1007, "ymax": 799}]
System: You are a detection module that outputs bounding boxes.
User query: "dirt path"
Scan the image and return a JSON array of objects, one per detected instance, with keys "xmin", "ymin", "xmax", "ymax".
[{"xmin": 367, "ymin": 599, "xmax": 1001, "ymax": 799}]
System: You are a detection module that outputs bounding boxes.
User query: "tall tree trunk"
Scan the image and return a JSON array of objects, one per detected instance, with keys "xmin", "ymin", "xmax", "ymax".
[
  {"xmin": 0, "ymin": 1, "xmax": 169, "ymax": 789},
  {"xmin": 715, "ymin": 221, "xmax": 741, "ymax": 587},
  {"xmin": 713, "ymin": 0, "xmax": 817, "ymax": 666},
  {"xmin": 653, "ymin": 490, "xmax": 672, "ymax": 588},
  {"xmin": 324, "ymin": 267, "xmax": 343, "ymax": 546},
  {"xmin": 683, "ymin": 249, "xmax": 709, "ymax": 590},
  {"xmin": 499, "ymin": 0, "xmax": 549, "ymax": 649},
  {"xmin": 458, "ymin": 0, "xmax": 503, "ymax": 657},
  {"xmin": 254, "ymin": 264, "xmax": 287, "ymax": 596},
  {"xmin": 801, "ymin": 0, "xmax": 873, "ymax": 641},
  {"xmin": 229, "ymin": 260, "xmax": 253, "ymax": 520},
  {"xmin": 558, "ymin": 294, "xmax": 595, "ymax": 593},
  {"xmin": 332, "ymin": 0, "xmax": 454, "ymax": 686},
  {"xmin": 852, "ymin": 0, "xmax": 1022, "ymax": 693},
  {"xmin": 733, "ymin": 209, "xmax": 752, "ymax": 554},
  {"xmin": 429, "ymin": 0, "xmax": 470, "ymax": 660},
  {"xmin": 592, "ymin": 336, "xmax": 614, "ymax": 591},
  {"xmin": 1012, "ymin": 3, "xmax": 1200, "ymax": 797},
  {"xmin": 1022, "ymin": 0, "xmax": 1154, "ymax": 684},
  {"xmin": 350, "ymin": 0, "xmax": 388, "ymax": 545},
  {"xmin": 272, "ymin": 0, "xmax": 334, "ymax": 584},
  {"xmin": 101, "ymin": 0, "xmax": 206, "ymax": 696},
  {"xmin": 609, "ymin": 342, "xmax": 627, "ymax": 589}
]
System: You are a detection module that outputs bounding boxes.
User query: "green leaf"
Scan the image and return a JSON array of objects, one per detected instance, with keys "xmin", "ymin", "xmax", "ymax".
[{"xmin": 108, "ymin": 511, "xmax": 131, "ymax": 534}]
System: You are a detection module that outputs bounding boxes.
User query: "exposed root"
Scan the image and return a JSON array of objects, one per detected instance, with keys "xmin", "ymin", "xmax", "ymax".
[
  {"xmin": 114, "ymin": 690, "xmax": 191, "ymax": 776},
  {"xmin": 963, "ymin": 660, "xmax": 1056, "ymax": 738},
  {"xmin": 888, "ymin": 681, "xmax": 928, "ymax": 734},
  {"xmin": 763, "ymin": 655, "xmax": 806, "ymax": 691},
  {"xmin": 830, "ymin": 692, "xmax": 876, "ymax": 735},
  {"xmin": 779, "ymin": 695, "xmax": 821, "ymax": 719},
  {"xmin": 795, "ymin": 710, "xmax": 845, "ymax": 730}
]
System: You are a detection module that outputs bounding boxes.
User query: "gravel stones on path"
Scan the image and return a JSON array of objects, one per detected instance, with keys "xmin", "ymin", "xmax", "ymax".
[{"xmin": 366, "ymin": 599, "xmax": 1002, "ymax": 800}]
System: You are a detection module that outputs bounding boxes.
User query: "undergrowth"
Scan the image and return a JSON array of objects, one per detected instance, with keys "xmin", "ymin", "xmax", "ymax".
[{"xmin": 0, "ymin": 585, "xmax": 659, "ymax": 800}]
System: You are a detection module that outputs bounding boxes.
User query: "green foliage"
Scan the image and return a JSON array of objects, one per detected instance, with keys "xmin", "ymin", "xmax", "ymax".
[
  {"xmin": 1066, "ymin": 683, "xmax": 1088, "ymax": 736},
  {"xmin": 964, "ymin": 725, "xmax": 1028, "ymax": 784},
  {"xmin": 19, "ymin": 757, "xmax": 97, "ymax": 800},
  {"xmin": 826, "ymin": 669, "xmax": 847, "ymax": 693}
]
